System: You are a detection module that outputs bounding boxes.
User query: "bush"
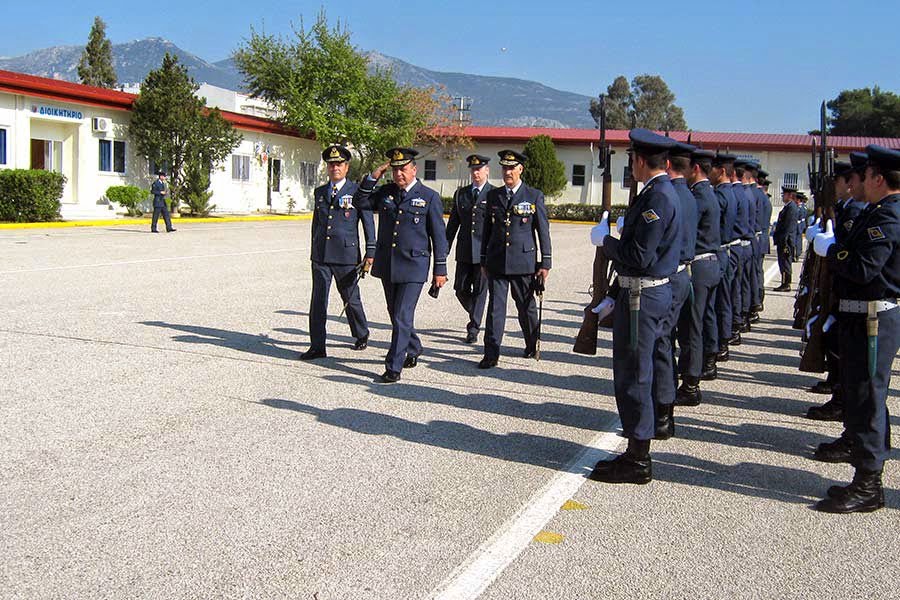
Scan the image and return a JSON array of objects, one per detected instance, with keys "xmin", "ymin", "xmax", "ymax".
[
  {"xmin": 544, "ymin": 203, "xmax": 628, "ymax": 222},
  {"xmin": 106, "ymin": 185, "xmax": 150, "ymax": 217},
  {"xmin": 180, "ymin": 155, "xmax": 216, "ymax": 217},
  {"xmin": 0, "ymin": 170, "xmax": 65, "ymax": 222}
]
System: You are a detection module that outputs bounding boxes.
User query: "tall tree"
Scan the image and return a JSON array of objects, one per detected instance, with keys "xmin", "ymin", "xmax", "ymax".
[
  {"xmin": 589, "ymin": 74, "xmax": 687, "ymax": 131},
  {"xmin": 590, "ymin": 76, "xmax": 632, "ymax": 129},
  {"xmin": 129, "ymin": 53, "xmax": 242, "ymax": 208},
  {"xmin": 234, "ymin": 10, "xmax": 468, "ymax": 172},
  {"xmin": 521, "ymin": 135, "xmax": 568, "ymax": 199},
  {"xmin": 77, "ymin": 16, "xmax": 117, "ymax": 88},
  {"xmin": 827, "ymin": 87, "xmax": 900, "ymax": 137}
]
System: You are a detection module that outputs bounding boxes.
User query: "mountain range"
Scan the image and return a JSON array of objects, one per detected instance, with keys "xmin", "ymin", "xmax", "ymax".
[{"xmin": 0, "ymin": 38, "xmax": 596, "ymax": 128}]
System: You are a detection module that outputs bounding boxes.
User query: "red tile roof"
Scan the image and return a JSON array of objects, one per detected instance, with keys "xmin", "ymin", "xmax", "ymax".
[{"xmin": 0, "ymin": 69, "xmax": 303, "ymax": 138}]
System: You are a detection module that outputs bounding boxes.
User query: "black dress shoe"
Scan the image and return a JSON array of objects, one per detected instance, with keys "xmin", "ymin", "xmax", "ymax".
[
  {"xmin": 588, "ymin": 453, "xmax": 652, "ymax": 484},
  {"xmin": 653, "ymin": 403, "xmax": 675, "ymax": 440},
  {"xmin": 299, "ymin": 349, "xmax": 327, "ymax": 361},
  {"xmin": 151, "ymin": 230, "xmax": 159, "ymax": 233},
  {"xmin": 379, "ymin": 370, "xmax": 401, "ymax": 383},
  {"xmin": 815, "ymin": 469, "xmax": 884, "ymax": 513},
  {"xmin": 353, "ymin": 336, "xmax": 368, "ymax": 351},
  {"xmin": 807, "ymin": 381, "xmax": 833, "ymax": 395},
  {"xmin": 750, "ymin": 304, "xmax": 763, "ymax": 314},
  {"xmin": 478, "ymin": 357, "xmax": 498, "ymax": 369},
  {"xmin": 522, "ymin": 348, "xmax": 537, "ymax": 359},
  {"xmin": 749, "ymin": 313, "xmax": 760, "ymax": 324},
  {"xmin": 700, "ymin": 354, "xmax": 718, "ymax": 380},
  {"xmin": 728, "ymin": 332, "xmax": 742, "ymax": 346},
  {"xmin": 716, "ymin": 346, "xmax": 729, "ymax": 362},
  {"xmin": 739, "ymin": 322, "xmax": 750, "ymax": 333},
  {"xmin": 674, "ymin": 380, "xmax": 702, "ymax": 406},
  {"xmin": 167, "ymin": 228, "xmax": 177, "ymax": 232},
  {"xmin": 773, "ymin": 283, "xmax": 790, "ymax": 292},
  {"xmin": 403, "ymin": 355, "xmax": 418, "ymax": 368},
  {"xmin": 465, "ymin": 331, "xmax": 478, "ymax": 344},
  {"xmin": 805, "ymin": 398, "xmax": 843, "ymax": 421},
  {"xmin": 812, "ymin": 437, "xmax": 853, "ymax": 463}
]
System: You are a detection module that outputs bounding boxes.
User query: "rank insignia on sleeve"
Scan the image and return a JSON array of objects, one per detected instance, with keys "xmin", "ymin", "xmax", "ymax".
[
  {"xmin": 411, "ymin": 198, "xmax": 427, "ymax": 208},
  {"xmin": 837, "ymin": 250, "xmax": 849, "ymax": 260},
  {"xmin": 642, "ymin": 209, "xmax": 660, "ymax": 223},
  {"xmin": 868, "ymin": 227, "xmax": 885, "ymax": 241}
]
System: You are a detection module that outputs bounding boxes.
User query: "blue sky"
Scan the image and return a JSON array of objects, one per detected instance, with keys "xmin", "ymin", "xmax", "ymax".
[{"xmin": 3, "ymin": 0, "xmax": 897, "ymax": 134}]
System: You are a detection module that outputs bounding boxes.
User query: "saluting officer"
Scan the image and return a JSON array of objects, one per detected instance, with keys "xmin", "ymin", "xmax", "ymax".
[
  {"xmin": 446, "ymin": 154, "xmax": 494, "ymax": 343},
  {"xmin": 588, "ymin": 129, "xmax": 681, "ymax": 484},
  {"xmin": 300, "ymin": 145, "xmax": 376, "ymax": 361},
  {"xmin": 772, "ymin": 187, "xmax": 798, "ymax": 291},
  {"xmin": 478, "ymin": 150, "xmax": 552, "ymax": 369},
  {"xmin": 811, "ymin": 144, "xmax": 900, "ymax": 514},
  {"xmin": 354, "ymin": 148, "xmax": 449, "ymax": 383}
]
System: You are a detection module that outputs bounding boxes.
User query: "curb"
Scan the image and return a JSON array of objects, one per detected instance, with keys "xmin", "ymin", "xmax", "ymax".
[{"xmin": 0, "ymin": 214, "xmax": 312, "ymax": 230}]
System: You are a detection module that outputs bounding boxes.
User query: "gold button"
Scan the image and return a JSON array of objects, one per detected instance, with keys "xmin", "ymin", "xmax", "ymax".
[
  {"xmin": 326, "ymin": 236, "xmax": 331, "ymax": 240},
  {"xmin": 506, "ymin": 242, "xmax": 510, "ymax": 246},
  {"xmin": 327, "ymin": 226, "xmax": 332, "ymax": 230},
  {"xmin": 392, "ymin": 243, "xmax": 397, "ymax": 248},
  {"xmin": 399, "ymin": 210, "xmax": 403, "ymax": 214},
  {"xmin": 329, "ymin": 215, "xmax": 333, "ymax": 219},
  {"xmin": 395, "ymin": 221, "xmax": 400, "ymax": 225}
]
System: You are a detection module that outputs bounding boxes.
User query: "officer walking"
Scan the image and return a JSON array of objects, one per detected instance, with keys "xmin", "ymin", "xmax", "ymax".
[
  {"xmin": 150, "ymin": 170, "xmax": 176, "ymax": 233},
  {"xmin": 300, "ymin": 145, "xmax": 376, "ymax": 361},
  {"xmin": 588, "ymin": 129, "xmax": 680, "ymax": 484},
  {"xmin": 478, "ymin": 150, "xmax": 552, "ymax": 369},
  {"xmin": 772, "ymin": 187, "xmax": 798, "ymax": 291},
  {"xmin": 811, "ymin": 144, "xmax": 900, "ymax": 513},
  {"xmin": 446, "ymin": 154, "xmax": 494, "ymax": 344},
  {"xmin": 354, "ymin": 148, "xmax": 449, "ymax": 383}
]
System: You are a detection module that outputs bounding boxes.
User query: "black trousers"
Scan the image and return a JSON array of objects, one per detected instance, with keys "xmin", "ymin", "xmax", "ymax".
[
  {"xmin": 308, "ymin": 261, "xmax": 369, "ymax": 351},
  {"xmin": 151, "ymin": 203, "xmax": 173, "ymax": 232},
  {"xmin": 483, "ymin": 273, "xmax": 538, "ymax": 360},
  {"xmin": 454, "ymin": 261, "xmax": 488, "ymax": 335}
]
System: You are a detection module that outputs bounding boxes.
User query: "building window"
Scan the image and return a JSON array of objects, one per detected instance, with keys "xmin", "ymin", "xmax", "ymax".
[
  {"xmin": 299, "ymin": 161, "xmax": 318, "ymax": 187},
  {"xmin": 270, "ymin": 158, "xmax": 282, "ymax": 192},
  {"xmin": 0, "ymin": 128, "xmax": 6, "ymax": 165},
  {"xmin": 572, "ymin": 164, "xmax": 586, "ymax": 186},
  {"xmin": 424, "ymin": 159, "xmax": 437, "ymax": 181},
  {"xmin": 782, "ymin": 173, "xmax": 799, "ymax": 189},
  {"xmin": 99, "ymin": 140, "xmax": 126, "ymax": 173},
  {"xmin": 622, "ymin": 165, "xmax": 634, "ymax": 189},
  {"xmin": 232, "ymin": 154, "xmax": 251, "ymax": 181}
]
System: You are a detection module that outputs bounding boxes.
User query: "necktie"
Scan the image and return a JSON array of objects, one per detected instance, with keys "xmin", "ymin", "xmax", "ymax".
[
  {"xmin": 331, "ymin": 185, "xmax": 338, "ymax": 202},
  {"xmin": 506, "ymin": 188, "xmax": 513, "ymax": 203},
  {"xmin": 473, "ymin": 186, "xmax": 480, "ymax": 200}
]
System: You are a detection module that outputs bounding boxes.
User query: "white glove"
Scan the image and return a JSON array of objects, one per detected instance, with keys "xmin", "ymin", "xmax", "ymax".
[
  {"xmin": 813, "ymin": 220, "xmax": 835, "ymax": 257},
  {"xmin": 616, "ymin": 216, "xmax": 625, "ymax": 235},
  {"xmin": 805, "ymin": 218, "xmax": 821, "ymax": 242},
  {"xmin": 807, "ymin": 215, "xmax": 816, "ymax": 225},
  {"xmin": 822, "ymin": 315, "xmax": 836, "ymax": 333},
  {"xmin": 591, "ymin": 296, "xmax": 615, "ymax": 319},
  {"xmin": 590, "ymin": 211, "xmax": 610, "ymax": 247},
  {"xmin": 805, "ymin": 314, "xmax": 819, "ymax": 338}
]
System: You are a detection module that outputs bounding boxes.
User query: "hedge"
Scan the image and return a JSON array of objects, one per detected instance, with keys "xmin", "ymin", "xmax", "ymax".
[
  {"xmin": 106, "ymin": 185, "xmax": 150, "ymax": 217},
  {"xmin": 0, "ymin": 170, "xmax": 65, "ymax": 222},
  {"xmin": 441, "ymin": 197, "xmax": 627, "ymax": 222}
]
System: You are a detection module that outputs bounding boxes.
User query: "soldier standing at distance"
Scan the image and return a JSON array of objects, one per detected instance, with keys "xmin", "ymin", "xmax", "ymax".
[
  {"xmin": 772, "ymin": 187, "xmax": 798, "ymax": 291},
  {"xmin": 446, "ymin": 154, "xmax": 494, "ymax": 344},
  {"xmin": 300, "ymin": 145, "xmax": 375, "ymax": 361},
  {"xmin": 478, "ymin": 150, "xmax": 551, "ymax": 369},
  {"xmin": 150, "ymin": 170, "xmax": 176, "ymax": 233},
  {"xmin": 354, "ymin": 148, "xmax": 449, "ymax": 383},
  {"xmin": 710, "ymin": 153, "xmax": 739, "ymax": 363}
]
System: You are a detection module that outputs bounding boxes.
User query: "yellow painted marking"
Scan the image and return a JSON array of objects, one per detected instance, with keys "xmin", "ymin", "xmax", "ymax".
[
  {"xmin": 533, "ymin": 530, "xmax": 564, "ymax": 544},
  {"xmin": 0, "ymin": 214, "xmax": 311, "ymax": 230},
  {"xmin": 560, "ymin": 500, "xmax": 589, "ymax": 511}
]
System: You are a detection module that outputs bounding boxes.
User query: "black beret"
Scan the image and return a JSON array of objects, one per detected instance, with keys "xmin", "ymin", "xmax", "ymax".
[
  {"xmin": 386, "ymin": 147, "xmax": 418, "ymax": 167},
  {"xmin": 322, "ymin": 144, "xmax": 351, "ymax": 163},
  {"xmin": 466, "ymin": 154, "xmax": 491, "ymax": 168},
  {"xmin": 498, "ymin": 149, "xmax": 527, "ymax": 166}
]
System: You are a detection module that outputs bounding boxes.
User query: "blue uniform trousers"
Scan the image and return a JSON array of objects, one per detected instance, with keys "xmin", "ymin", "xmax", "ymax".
[
  {"xmin": 382, "ymin": 280, "xmax": 424, "ymax": 373},
  {"xmin": 839, "ymin": 308, "xmax": 899, "ymax": 471},
  {"xmin": 483, "ymin": 274, "xmax": 539, "ymax": 360},
  {"xmin": 151, "ymin": 203, "xmax": 173, "ymax": 232},
  {"xmin": 308, "ymin": 261, "xmax": 369, "ymax": 352},
  {"xmin": 750, "ymin": 238, "xmax": 762, "ymax": 308},
  {"xmin": 776, "ymin": 241, "xmax": 793, "ymax": 278},
  {"xmin": 678, "ymin": 258, "xmax": 721, "ymax": 377},
  {"xmin": 653, "ymin": 269, "xmax": 689, "ymax": 406},
  {"xmin": 714, "ymin": 249, "xmax": 733, "ymax": 347},
  {"xmin": 454, "ymin": 262, "xmax": 488, "ymax": 336},
  {"xmin": 730, "ymin": 244, "xmax": 750, "ymax": 326},
  {"xmin": 613, "ymin": 283, "xmax": 670, "ymax": 440}
]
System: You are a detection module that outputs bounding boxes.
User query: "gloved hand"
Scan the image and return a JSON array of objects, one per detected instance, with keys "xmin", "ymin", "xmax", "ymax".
[
  {"xmin": 805, "ymin": 218, "xmax": 821, "ymax": 242},
  {"xmin": 813, "ymin": 220, "xmax": 835, "ymax": 257},
  {"xmin": 590, "ymin": 210, "xmax": 610, "ymax": 246},
  {"xmin": 591, "ymin": 296, "xmax": 615, "ymax": 319},
  {"xmin": 616, "ymin": 216, "xmax": 625, "ymax": 235},
  {"xmin": 822, "ymin": 314, "xmax": 836, "ymax": 333},
  {"xmin": 808, "ymin": 215, "xmax": 816, "ymax": 225},
  {"xmin": 805, "ymin": 314, "xmax": 819, "ymax": 338}
]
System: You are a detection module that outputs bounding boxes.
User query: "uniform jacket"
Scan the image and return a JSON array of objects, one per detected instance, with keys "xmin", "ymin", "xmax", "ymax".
[
  {"xmin": 835, "ymin": 198, "xmax": 864, "ymax": 244},
  {"xmin": 773, "ymin": 201, "xmax": 799, "ymax": 245},
  {"xmin": 354, "ymin": 177, "xmax": 448, "ymax": 283},
  {"xmin": 671, "ymin": 177, "xmax": 698, "ymax": 263},
  {"xmin": 690, "ymin": 180, "xmax": 722, "ymax": 255},
  {"xmin": 480, "ymin": 183, "xmax": 552, "ymax": 275},
  {"xmin": 446, "ymin": 182, "xmax": 494, "ymax": 264},
  {"xmin": 732, "ymin": 183, "xmax": 754, "ymax": 240},
  {"xmin": 755, "ymin": 187, "xmax": 773, "ymax": 254},
  {"xmin": 604, "ymin": 173, "xmax": 681, "ymax": 279},
  {"xmin": 151, "ymin": 179, "xmax": 168, "ymax": 208},
  {"xmin": 310, "ymin": 180, "xmax": 376, "ymax": 265},
  {"xmin": 828, "ymin": 195, "xmax": 899, "ymax": 302},
  {"xmin": 715, "ymin": 183, "xmax": 738, "ymax": 244}
]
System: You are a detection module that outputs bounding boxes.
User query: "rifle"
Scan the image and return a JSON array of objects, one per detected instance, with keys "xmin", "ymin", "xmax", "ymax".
[
  {"xmin": 573, "ymin": 95, "xmax": 615, "ymax": 354},
  {"xmin": 793, "ymin": 139, "xmax": 819, "ymax": 329},
  {"xmin": 799, "ymin": 102, "xmax": 836, "ymax": 373}
]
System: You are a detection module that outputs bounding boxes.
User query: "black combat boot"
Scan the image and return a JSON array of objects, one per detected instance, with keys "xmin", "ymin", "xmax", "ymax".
[
  {"xmin": 700, "ymin": 354, "xmax": 718, "ymax": 380},
  {"xmin": 716, "ymin": 342, "xmax": 729, "ymax": 362},
  {"xmin": 675, "ymin": 376, "xmax": 702, "ymax": 406},
  {"xmin": 805, "ymin": 396, "xmax": 844, "ymax": 421},
  {"xmin": 812, "ymin": 436, "xmax": 854, "ymax": 463},
  {"xmin": 816, "ymin": 468, "xmax": 884, "ymax": 513},
  {"xmin": 589, "ymin": 438, "xmax": 652, "ymax": 484},
  {"xmin": 773, "ymin": 273, "xmax": 791, "ymax": 292},
  {"xmin": 728, "ymin": 330, "xmax": 742, "ymax": 346},
  {"xmin": 653, "ymin": 403, "xmax": 675, "ymax": 440}
]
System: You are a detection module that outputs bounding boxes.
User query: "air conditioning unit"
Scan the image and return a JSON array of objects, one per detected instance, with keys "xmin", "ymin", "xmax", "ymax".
[{"xmin": 92, "ymin": 117, "xmax": 110, "ymax": 133}]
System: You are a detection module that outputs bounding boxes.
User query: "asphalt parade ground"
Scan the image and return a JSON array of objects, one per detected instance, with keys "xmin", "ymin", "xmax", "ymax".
[{"xmin": 1, "ymin": 221, "xmax": 898, "ymax": 600}]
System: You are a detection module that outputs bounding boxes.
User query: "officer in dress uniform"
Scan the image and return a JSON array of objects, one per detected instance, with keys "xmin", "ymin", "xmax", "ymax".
[
  {"xmin": 446, "ymin": 154, "xmax": 494, "ymax": 344},
  {"xmin": 711, "ymin": 153, "xmax": 739, "ymax": 363},
  {"xmin": 745, "ymin": 162, "xmax": 768, "ymax": 321},
  {"xmin": 753, "ymin": 168, "xmax": 774, "ymax": 318},
  {"xmin": 353, "ymin": 148, "xmax": 449, "ymax": 383},
  {"xmin": 300, "ymin": 145, "xmax": 376, "ymax": 361},
  {"xmin": 772, "ymin": 187, "xmax": 799, "ymax": 291},
  {"xmin": 587, "ymin": 129, "xmax": 680, "ymax": 484},
  {"xmin": 731, "ymin": 160, "xmax": 755, "ymax": 338},
  {"xmin": 150, "ymin": 170, "xmax": 176, "ymax": 233},
  {"xmin": 794, "ymin": 191, "xmax": 809, "ymax": 261},
  {"xmin": 478, "ymin": 150, "xmax": 552, "ymax": 369},
  {"xmin": 676, "ymin": 149, "xmax": 721, "ymax": 405},
  {"xmin": 811, "ymin": 144, "xmax": 900, "ymax": 513}
]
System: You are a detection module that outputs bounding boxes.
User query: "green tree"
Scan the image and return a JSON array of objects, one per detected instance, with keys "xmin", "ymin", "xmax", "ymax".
[
  {"xmin": 234, "ymin": 11, "xmax": 467, "ymax": 171},
  {"xmin": 521, "ymin": 135, "xmax": 568, "ymax": 199},
  {"xmin": 77, "ymin": 16, "xmax": 117, "ymax": 88},
  {"xmin": 590, "ymin": 76, "xmax": 632, "ymax": 129},
  {"xmin": 129, "ymin": 53, "xmax": 241, "ymax": 210},
  {"xmin": 827, "ymin": 87, "xmax": 900, "ymax": 137},
  {"xmin": 589, "ymin": 74, "xmax": 687, "ymax": 131}
]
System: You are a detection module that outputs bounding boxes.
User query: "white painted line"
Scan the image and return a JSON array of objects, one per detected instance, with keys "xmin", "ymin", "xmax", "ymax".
[
  {"xmin": 429, "ymin": 424, "xmax": 624, "ymax": 600},
  {"xmin": 0, "ymin": 248, "xmax": 302, "ymax": 275},
  {"xmin": 764, "ymin": 260, "xmax": 780, "ymax": 285}
]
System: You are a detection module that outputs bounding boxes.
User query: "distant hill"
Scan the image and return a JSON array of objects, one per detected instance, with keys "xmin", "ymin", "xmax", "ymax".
[{"xmin": 0, "ymin": 38, "xmax": 596, "ymax": 128}]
